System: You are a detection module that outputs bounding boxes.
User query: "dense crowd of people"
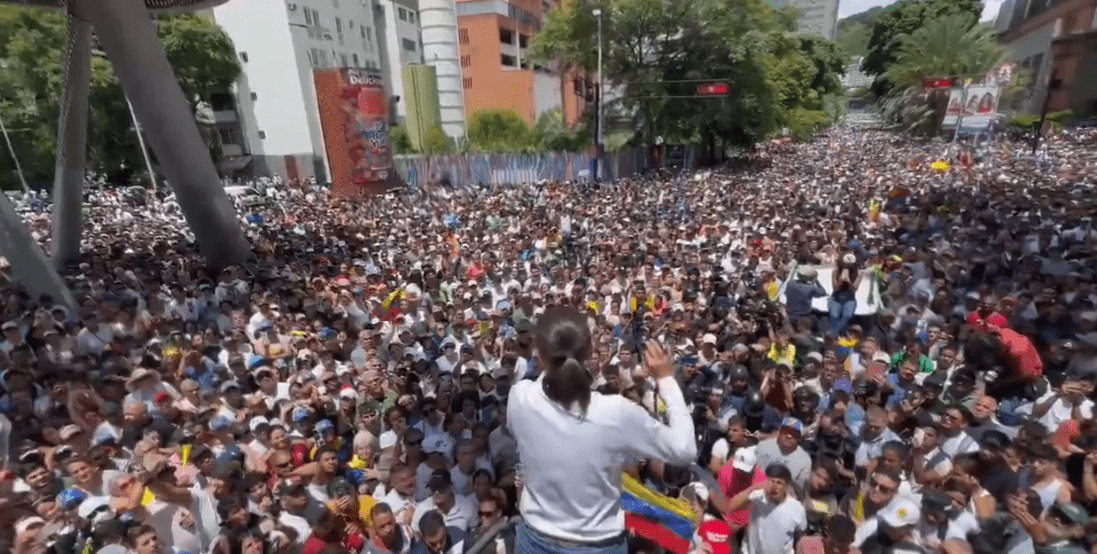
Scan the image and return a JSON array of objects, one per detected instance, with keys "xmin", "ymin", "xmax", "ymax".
[{"xmin": 0, "ymin": 124, "xmax": 1096, "ymax": 554}]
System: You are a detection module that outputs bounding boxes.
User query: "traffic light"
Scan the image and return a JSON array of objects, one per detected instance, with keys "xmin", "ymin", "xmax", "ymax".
[{"xmin": 696, "ymin": 82, "xmax": 730, "ymax": 96}]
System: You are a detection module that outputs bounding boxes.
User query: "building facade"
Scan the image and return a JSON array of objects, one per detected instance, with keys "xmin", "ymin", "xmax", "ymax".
[
  {"xmin": 996, "ymin": 0, "xmax": 1097, "ymax": 115},
  {"xmin": 212, "ymin": 0, "xmax": 384, "ymax": 181},
  {"xmin": 454, "ymin": 0, "xmax": 587, "ymax": 127},
  {"xmin": 374, "ymin": 0, "xmax": 426, "ymax": 124},
  {"xmin": 841, "ymin": 56, "xmax": 873, "ymax": 90},
  {"xmin": 766, "ymin": 0, "xmax": 840, "ymax": 40}
]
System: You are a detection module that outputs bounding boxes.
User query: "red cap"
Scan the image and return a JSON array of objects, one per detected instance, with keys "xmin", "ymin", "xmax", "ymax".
[{"xmin": 698, "ymin": 519, "xmax": 732, "ymax": 554}]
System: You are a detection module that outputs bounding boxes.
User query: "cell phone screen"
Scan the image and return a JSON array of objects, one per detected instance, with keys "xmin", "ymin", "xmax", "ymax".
[{"xmin": 866, "ymin": 361, "xmax": 886, "ymax": 382}]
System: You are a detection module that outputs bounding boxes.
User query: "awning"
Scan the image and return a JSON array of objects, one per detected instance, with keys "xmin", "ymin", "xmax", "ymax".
[{"xmin": 218, "ymin": 155, "xmax": 252, "ymax": 173}]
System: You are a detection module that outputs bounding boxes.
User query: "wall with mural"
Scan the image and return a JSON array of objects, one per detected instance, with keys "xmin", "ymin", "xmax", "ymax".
[{"xmin": 392, "ymin": 147, "xmax": 698, "ymax": 189}]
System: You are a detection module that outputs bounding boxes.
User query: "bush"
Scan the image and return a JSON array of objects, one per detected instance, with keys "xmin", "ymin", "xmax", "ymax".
[
  {"xmin": 390, "ymin": 125, "xmax": 414, "ymax": 154},
  {"xmin": 421, "ymin": 126, "xmax": 454, "ymax": 154}
]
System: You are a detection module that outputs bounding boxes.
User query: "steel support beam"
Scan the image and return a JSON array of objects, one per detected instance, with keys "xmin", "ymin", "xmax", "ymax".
[
  {"xmin": 51, "ymin": 8, "xmax": 92, "ymax": 268},
  {"xmin": 84, "ymin": 0, "xmax": 250, "ymax": 267}
]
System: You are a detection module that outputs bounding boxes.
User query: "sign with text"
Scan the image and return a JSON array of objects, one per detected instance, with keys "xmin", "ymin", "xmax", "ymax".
[
  {"xmin": 922, "ymin": 77, "xmax": 953, "ymax": 89},
  {"xmin": 314, "ymin": 68, "xmax": 404, "ymax": 197},
  {"xmin": 696, "ymin": 82, "xmax": 730, "ymax": 96}
]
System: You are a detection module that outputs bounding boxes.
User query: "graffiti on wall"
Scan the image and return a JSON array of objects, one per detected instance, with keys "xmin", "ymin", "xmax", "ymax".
[{"xmin": 393, "ymin": 147, "xmax": 662, "ymax": 189}]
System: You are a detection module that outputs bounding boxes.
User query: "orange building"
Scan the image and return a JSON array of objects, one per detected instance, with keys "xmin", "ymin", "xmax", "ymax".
[{"xmin": 454, "ymin": 0, "xmax": 590, "ymax": 125}]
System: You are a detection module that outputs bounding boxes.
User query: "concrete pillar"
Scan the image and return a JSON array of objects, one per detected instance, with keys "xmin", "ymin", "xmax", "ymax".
[
  {"xmin": 50, "ymin": 9, "xmax": 92, "ymax": 268},
  {"xmin": 84, "ymin": 0, "xmax": 251, "ymax": 267}
]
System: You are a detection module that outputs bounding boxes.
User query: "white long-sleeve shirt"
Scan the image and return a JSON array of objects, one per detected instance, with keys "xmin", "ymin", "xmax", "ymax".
[{"xmin": 507, "ymin": 374, "xmax": 697, "ymax": 543}]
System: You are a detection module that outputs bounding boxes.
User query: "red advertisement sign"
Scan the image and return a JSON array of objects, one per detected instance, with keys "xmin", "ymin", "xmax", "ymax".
[{"xmin": 315, "ymin": 68, "xmax": 404, "ymax": 197}]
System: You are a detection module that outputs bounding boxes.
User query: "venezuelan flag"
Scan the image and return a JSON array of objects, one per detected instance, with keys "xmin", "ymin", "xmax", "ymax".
[{"xmin": 621, "ymin": 473, "xmax": 695, "ymax": 554}]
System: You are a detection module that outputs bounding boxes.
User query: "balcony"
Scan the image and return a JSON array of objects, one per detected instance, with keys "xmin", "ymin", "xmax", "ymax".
[{"xmin": 212, "ymin": 110, "xmax": 239, "ymax": 124}]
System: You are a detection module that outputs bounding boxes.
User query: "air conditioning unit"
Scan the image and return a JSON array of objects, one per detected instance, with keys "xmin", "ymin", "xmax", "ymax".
[{"xmin": 287, "ymin": 2, "xmax": 297, "ymax": 9}]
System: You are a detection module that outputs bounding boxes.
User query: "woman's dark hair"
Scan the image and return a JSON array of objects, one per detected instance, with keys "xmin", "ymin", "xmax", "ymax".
[{"xmin": 534, "ymin": 307, "xmax": 594, "ymax": 413}]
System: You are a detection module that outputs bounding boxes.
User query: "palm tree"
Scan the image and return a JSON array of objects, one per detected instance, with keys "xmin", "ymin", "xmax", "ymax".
[{"xmin": 882, "ymin": 16, "xmax": 1006, "ymax": 134}]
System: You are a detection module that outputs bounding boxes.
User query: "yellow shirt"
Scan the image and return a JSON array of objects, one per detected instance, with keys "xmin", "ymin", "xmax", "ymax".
[
  {"xmin": 328, "ymin": 495, "xmax": 378, "ymax": 530},
  {"xmin": 767, "ymin": 343, "xmax": 796, "ymax": 367}
]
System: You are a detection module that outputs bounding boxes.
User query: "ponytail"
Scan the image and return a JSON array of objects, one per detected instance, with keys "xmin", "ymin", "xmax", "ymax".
[{"xmin": 543, "ymin": 355, "xmax": 593, "ymax": 414}]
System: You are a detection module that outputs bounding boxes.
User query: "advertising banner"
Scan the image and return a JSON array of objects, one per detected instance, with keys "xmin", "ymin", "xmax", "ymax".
[{"xmin": 314, "ymin": 68, "xmax": 404, "ymax": 197}]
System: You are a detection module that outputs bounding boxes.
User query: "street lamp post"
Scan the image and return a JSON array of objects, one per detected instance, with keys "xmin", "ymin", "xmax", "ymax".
[{"xmin": 592, "ymin": 8, "xmax": 602, "ymax": 182}]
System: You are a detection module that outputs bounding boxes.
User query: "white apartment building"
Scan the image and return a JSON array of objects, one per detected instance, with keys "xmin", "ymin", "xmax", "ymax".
[
  {"xmin": 841, "ymin": 56, "xmax": 874, "ymax": 90},
  {"xmin": 767, "ymin": 0, "xmax": 840, "ymax": 40},
  {"xmin": 374, "ymin": 0, "xmax": 425, "ymax": 123},
  {"xmin": 212, "ymin": 0, "xmax": 384, "ymax": 181}
]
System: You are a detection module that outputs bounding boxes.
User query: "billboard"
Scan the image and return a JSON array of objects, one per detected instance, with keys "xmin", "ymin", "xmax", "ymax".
[
  {"xmin": 314, "ymin": 68, "xmax": 405, "ymax": 197},
  {"xmin": 942, "ymin": 84, "xmax": 1000, "ymax": 129}
]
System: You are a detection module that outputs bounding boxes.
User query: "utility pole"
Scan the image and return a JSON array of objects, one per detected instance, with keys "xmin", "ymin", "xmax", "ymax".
[
  {"xmin": 593, "ymin": 8, "xmax": 603, "ymax": 182},
  {"xmin": 1032, "ymin": 74, "xmax": 1061, "ymax": 155}
]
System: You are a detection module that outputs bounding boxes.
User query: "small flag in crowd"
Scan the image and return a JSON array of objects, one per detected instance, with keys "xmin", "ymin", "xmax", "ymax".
[{"xmin": 622, "ymin": 473, "xmax": 696, "ymax": 554}]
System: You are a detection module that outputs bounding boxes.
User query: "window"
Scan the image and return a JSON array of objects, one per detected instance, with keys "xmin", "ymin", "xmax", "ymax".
[
  {"xmin": 501, "ymin": 54, "xmax": 517, "ymax": 67},
  {"xmin": 304, "ymin": 7, "xmax": 313, "ymax": 25},
  {"xmin": 239, "ymin": 51, "xmax": 249, "ymax": 62},
  {"xmin": 341, "ymin": 53, "xmax": 348, "ymax": 66},
  {"xmin": 518, "ymin": 34, "xmax": 528, "ymax": 48},
  {"xmin": 310, "ymin": 8, "xmax": 320, "ymax": 26},
  {"xmin": 210, "ymin": 92, "xmax": 235, "ymax": 111},
  {"xmin": 408, "ymin": 12, "xmax": 415, "ymax": 23},
  {"xmin": 499, "ymin": 28, "xmax": 514, "ymax": 44},
  {"xmin": 258, "ymin": 131, "xmax": 266, "ymax": 139},
  {"xmin": 402, "ymin": 38, "xmax": 417, "ymax": 51},
  {"xmin": 459, "ymin": 28, "xmax": 470, "ymax": 44},
  {"xmin": 366, "ymin": 27, "xmax": 372, "ymax": 42},
  {"xmin": 460, "ymin": 55, "xmax": 471, "ymax": 67},
  {"xmin": 250, "ymin": 92, "xmax": 258, "ymax": 101},
  {"xmin": 218, "ymin": 127, "xmax": 240, "ymax": 144},
  {"xmin": 335, "ymin": 17, "xmax": 342, "ymax": 32},
  {"xmin": 353, "ymin": 53, "xmax": 360, "ymax": 66},
  {"xmin": 398, "ymin": 7, "xmax": 408, "ymax": 20},
  {"xmin": 360, "ymin": 25, "xmax": 366, "ymax": 38},
  {"xmin": 463, "ymin": 77, "xmax": 472, "ymax": 89}
]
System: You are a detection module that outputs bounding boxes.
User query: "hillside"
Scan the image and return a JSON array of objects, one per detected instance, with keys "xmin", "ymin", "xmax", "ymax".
[{"xmin": 835, "ymin": 5, "xmax": 886, "ymax": 58}]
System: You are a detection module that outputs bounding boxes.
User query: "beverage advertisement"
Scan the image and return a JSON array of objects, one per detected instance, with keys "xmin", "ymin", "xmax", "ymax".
[{"xmin": 314, "ymin": 68, "xmax": 405, "ymax": 197}]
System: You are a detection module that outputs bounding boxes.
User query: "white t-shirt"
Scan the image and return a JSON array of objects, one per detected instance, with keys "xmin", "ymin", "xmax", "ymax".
[{"xmin": 745, "ymin": 489, "xmax": 807, "ymax": 554}]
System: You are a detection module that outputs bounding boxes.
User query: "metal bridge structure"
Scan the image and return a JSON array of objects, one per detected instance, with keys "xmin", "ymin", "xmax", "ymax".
[{"xmin": 0, "ymin": 0, "xmax": 251, "ymax": 305}]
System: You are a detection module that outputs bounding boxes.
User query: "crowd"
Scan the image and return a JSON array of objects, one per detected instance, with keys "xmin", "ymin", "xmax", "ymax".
[{"xmin": 1, "ymin": 123, "xmax": 1096, "ymax": 554}]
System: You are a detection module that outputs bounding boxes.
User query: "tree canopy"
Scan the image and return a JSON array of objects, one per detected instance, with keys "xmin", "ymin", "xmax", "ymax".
[
  {"xmin": 862, "ymin": 0, "xmax": 982, "ymax": 90},
  {"xmin": 0, "ymin": 8, "xmax": 242, "ymax": 190},
  {"xmin": 466, "ymin": 109, "xmax": 536, "ymax": 153},
  {"xmin": 528, "ymin": 0, "xmax": 847, "ymax": 149}
]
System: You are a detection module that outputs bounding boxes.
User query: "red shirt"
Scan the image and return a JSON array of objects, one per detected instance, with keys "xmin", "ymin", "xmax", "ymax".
[
  {"xmin": 302, "ymin": 535, "xmax": 335, "ymax": 554},
  {"xmin": 995, "ymin": 327, "xmax": 1043, "ymax": 378},
  {"xmin": 698, "ymin": 517, "xmax": 732, "ymax": 554},
  {"xmin": 717, "ymin": 462, "xmax": 765, "ymax": 527},
  {"xmin": 966, "ymin": 311, "xmax": 1009, "ymax": 332}
]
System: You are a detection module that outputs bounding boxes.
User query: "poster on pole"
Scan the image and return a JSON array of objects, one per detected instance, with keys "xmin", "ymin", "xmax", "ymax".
[
  {"xmin": 942, "ymin": 85, "xmax": 1000, "ymax": 130},
  {"xmin": 314, "ymin": 68, "xmax": 405, "ymax": 197}
]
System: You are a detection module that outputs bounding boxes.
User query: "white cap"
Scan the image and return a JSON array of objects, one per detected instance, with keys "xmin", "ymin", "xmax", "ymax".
[
  {"xmin": 77, "ymin": 496, "xmax": 111, "ymax": 520},
  {"xmin": 702, "ymin": 333, "xmax": 717, "ymax": 345},
  {"xmin": 732, "ymin": 446, "xmax": 757, "ymax": 473},
  {"xmin": 249, "ymin": 416, "xmax": 271, "ymax": 432},
  {"xmin": 684, "ymin": 482, "xmax": 710, "ymax": 504},
  {"xmin": 879, "ymin": 496, "xmax": 921, "ymax": 528},
  {"xmin": 379, "ymin": 432, "xmax": 398, "ymax": 450}
]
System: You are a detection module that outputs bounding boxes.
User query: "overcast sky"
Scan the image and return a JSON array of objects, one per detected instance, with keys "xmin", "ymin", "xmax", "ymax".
[{"xmin": 838, "ymin": 0, "xmax": 1006, "ymax": 21}]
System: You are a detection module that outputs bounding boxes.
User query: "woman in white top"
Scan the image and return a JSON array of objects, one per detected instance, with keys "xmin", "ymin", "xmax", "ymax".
[{"xmin": 507, "ymin": 307, "xmax": 697, "ymax": 553}]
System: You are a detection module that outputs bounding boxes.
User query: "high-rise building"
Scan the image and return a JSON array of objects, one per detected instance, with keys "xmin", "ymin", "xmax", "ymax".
[
  {"xmin": 419, "ymin": 0, "xmax": 468, "ymax": 139},
  {"xmin": 766, "ymin": 0, "xmax": 839, "ymax": 40},
  {"xmin": 403, "ymin": 64, "xmax": 445, "ymax": 149},
  {"xmin": 211, "ymin": 0, "xmax": 384, "ymax": 181},
  {"xmin": 454, "ymin": 0, "xmax": 588, "ymax": 127},
  {"xmin": 373, "ymin": 0, "xmax": 426, "ymax": 124}
]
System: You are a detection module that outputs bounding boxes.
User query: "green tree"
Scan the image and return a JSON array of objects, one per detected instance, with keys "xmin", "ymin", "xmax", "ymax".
[
  {"xmin": 389, "ymin": 125, "xmax": 414, "ymax": 154},
  {"xmin": 467, "ymin": 109, "xmax": 535, "ymax": 152},
  {"xmin": 881, "ymin": 15, "xmax": 1005, "ymax": 134},
  {"xmin": 530, "ymin": 0, "xmax": 846, "ymax": 150},
  {"xmin": 534, "ymin": 108, "xmax": 590, "ymax": 152},
  {"xmin": 863, "ymin": 0, "xmax": 982, "ymax": 92},
  {"xmin": 0, "ymin": 7, "xmax": 241, "ymax": 189},
  {"xmin": 421, "ymin": 125, "xmax": 453, "ymax": 154}
]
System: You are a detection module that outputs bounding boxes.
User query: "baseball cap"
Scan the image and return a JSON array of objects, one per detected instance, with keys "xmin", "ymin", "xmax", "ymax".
[
  {"xmin": 208, "ymin": 415, "xmax": 233, "ymax": 432},
  {"xmin": 292, "ymin": 406, "xmax": 312, "ymax": 423},
  {"xmin": 732, "ymin": 446, "xmax": 757, "ymax": 473},
  {"xmin": 378, "ymin": 432, "xmax": 398, "ymax": 450},
  {"xmin": 832, "ymin": 378, "xmax": 853, "ymax": 395},
  {"xmin": 427, "ymin": 469, "xmax": 453, "ymax": 492},
  {"xmin": 77, "ymin": 496, "xmax": 112, "ymax": 520},
  {"xmin": 219, "ymin": 380, "xmax": 241, "ymax": 393},
  {"xmin": 780, "ymin": 416, "xmax": 804, "ymax": 435},
  {"xmin": 327, "ymin": 477, "xmax": 355, "ymax": 498},
  {"xmin": 878, "ymin": 497, "xmax": 920, "ymax": 528},
  {"xmin": 683, "ymin": 482, "xmax": 710, "ymax": 504},
  {"xmin": 315, "ymin": 419, "xmax": 335, "ymax": 433},
  {"xmin": 702, "ymin": 333, "xmax": 717, "ymax": 345},
  {"xmin": 248, "ymin": 416, "xmax": 271, "ymax": 432}
]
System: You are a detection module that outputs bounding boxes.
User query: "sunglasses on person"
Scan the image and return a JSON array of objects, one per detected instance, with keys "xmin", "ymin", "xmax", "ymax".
[{"xmin": 869, "ymin": 479, "xmax": 896, "ymax": 494}]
